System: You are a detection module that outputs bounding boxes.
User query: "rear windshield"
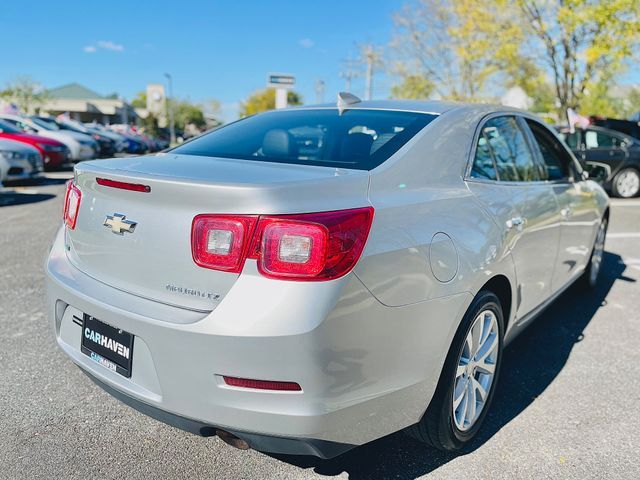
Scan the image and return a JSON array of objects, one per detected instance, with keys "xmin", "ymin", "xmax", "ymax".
[{"xmin": 172, "ymin": 108, "xmax": 438, "ymax": 170}]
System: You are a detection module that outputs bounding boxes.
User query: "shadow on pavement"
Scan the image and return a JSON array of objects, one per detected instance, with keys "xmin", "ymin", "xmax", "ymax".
[
  {"xmin": 0, "ymin": 190, "xmax": 56, "ymax": 207},
  {"xmin": 268, "ymin": 251, "xmax": 632, "ymax": 479}
]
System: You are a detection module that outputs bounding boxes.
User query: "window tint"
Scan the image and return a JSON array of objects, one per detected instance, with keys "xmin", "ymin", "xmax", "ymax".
[
  {"xmin": 585, "ymin": 129, "xmax": 620, "ymax": 149},
  {"xmin": 172, "ymin": 109, "xmax": 437, "ymax": 170},
  {"xmin": 470, "ymin": 135, "xmax": 497, "ymax": 180},
  {"xmin": 477, "ymin": 116, "xmax": 539, "ymax": 182},
  {"xmin": 525, "ymin": 120, "xmax": 572, "ymax": 181}
]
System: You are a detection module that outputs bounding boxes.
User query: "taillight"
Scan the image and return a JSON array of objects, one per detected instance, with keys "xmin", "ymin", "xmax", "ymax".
[
  {"xmin": 192, "ymin": 215, "xmax": 257, "ymax": 273},
  {"xmin": 63, "ymin": 180, "xmax": 82, "ymax": 230},
  {"xmin": 191, "ymin": 207, "xmax": 374, "ymax": 281}
]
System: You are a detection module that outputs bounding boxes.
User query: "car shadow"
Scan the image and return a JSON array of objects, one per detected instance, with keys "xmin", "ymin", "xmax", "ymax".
[
  {"xmin": 267, "ymin": 251, "xmax": 632, "ymax": 479},
  {"xmin": 0, "ymin": 190, "xmax": 56, "ymax": 207}
]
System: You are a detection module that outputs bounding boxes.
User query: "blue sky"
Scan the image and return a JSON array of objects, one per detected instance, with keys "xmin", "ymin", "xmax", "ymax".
[
  {"xmin": 0, "ymin": 0, "xmax": 403, "ymax": 121},
  {"xmin": 1, "ymin": 1, "xmax": 637, "ymax": 122}
]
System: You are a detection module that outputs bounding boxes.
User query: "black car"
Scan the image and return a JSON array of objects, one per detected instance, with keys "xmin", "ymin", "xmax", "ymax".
[{"xmin": 558, "ymin": 125, "xmax": 640, "ymax": 198}]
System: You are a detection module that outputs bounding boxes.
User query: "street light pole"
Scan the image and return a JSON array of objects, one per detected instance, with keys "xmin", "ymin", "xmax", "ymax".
[{"xmin": 164, "ymin": 73, "xmax": 176, "ymax": 146}]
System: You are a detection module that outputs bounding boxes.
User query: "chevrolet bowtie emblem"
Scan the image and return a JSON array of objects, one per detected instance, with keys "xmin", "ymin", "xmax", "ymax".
[{"xmin": 104, "ymin": 213, "xmax": 137, "ymax": 235}]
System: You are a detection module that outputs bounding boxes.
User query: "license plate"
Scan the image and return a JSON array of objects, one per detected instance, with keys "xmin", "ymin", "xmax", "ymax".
[{"xmin": 81, "ymin": 315, "xmax": 134, "ymax": 378}]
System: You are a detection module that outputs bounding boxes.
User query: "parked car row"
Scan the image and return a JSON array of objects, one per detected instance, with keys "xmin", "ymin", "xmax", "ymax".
[{"xmin": 0, "ymin": 113, "xmax": 169, "ymax": 184}]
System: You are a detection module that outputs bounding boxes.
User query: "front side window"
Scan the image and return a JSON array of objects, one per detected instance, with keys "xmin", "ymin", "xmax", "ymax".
[
  {"xmin": 526, "ymin": 119, "xmax": 573, "ymax": 181},
  {"xmin": 471, "ymin": 116, "xmax": 539, "ymax": 182},
  {"xmin": 172, "ymin": 109, "xmax": 438, "ymax": 170}
]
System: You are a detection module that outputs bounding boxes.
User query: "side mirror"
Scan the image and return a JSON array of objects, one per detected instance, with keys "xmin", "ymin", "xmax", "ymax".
[
  {"xmin": 581, "ymin": 170, "xmax": 589, "ymax": 181},
  {"xmin": 584, "ymin": 164, "xmax": 608, "ymax": 183}
]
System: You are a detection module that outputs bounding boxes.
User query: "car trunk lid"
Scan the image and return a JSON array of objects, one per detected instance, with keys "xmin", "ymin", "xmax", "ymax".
[{"xmin": 66, "ymin": 154, "xmax": 370, "ymax": 311}]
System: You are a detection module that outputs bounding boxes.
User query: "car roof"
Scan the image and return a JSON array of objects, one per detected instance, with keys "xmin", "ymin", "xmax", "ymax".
[{"xmin": 285, "ymin": 99, "xmax": 527, "ymax": 117}]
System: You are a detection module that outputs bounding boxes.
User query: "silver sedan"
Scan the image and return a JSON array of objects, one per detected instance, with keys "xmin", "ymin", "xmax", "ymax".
[{"xmin": 46, "ymin": 95, "xmax": 608, "ymax": 458}]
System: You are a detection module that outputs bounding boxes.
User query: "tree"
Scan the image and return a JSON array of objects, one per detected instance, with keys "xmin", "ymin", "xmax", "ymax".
[
  {"xmin": 517, "ymin": 0, "xmax": 640, "ymax": 116},
  {"xmin": 391, "ymin": 0, "xmax": 523, "ymax": 101},
  {"xmin": 130, "ymin": 91, "xmax": 147, "ymax": 109},
  {"xmin": 0, "ymin": 76, "xmax": 49, "ymax": 114},
  {"xmin": 390, "ymin": 75, "xmax": 435, "ymax": 100},
  {"xmin": 239, "ymin": 88, "xmax": 302, "ymax": 117}
]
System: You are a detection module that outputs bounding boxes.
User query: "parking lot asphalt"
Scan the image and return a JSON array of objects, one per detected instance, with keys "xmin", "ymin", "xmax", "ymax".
[{"xmin": 1, "ymin": 175, "xmax": 639, "ymax": 480}]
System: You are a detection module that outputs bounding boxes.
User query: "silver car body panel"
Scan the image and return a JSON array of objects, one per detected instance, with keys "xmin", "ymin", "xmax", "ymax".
[{"xmin": 45, "ymin": 100, "xmax": 609, "ymax": 453}]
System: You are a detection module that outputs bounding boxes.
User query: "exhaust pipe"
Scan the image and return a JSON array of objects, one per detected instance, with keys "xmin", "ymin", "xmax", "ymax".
[{"xmin": 216, "ymin": 429, "xmax": 250, "ymax": 450}]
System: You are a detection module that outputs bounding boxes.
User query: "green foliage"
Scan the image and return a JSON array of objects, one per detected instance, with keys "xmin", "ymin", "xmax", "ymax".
[
  {"xmin": 171, "ymin": 99, "xmax": 205, "ymax": 127},
  {"xmin": 517, "ymin": 0, "xmax": 640, "ymax": 115},
  {"xmin": 390, "ymin": 75, "xmax": 435, "ymax": 100},
  {"xmin": 239, "ymin": 88, "xmax": 302, "ymax": 117},
  {"xmin": 390, "ymin": 0, "xmax": 640, "ymax": 115},
  {"xmin": 0, "ymin": 76, "xmax": 49, "ymax": 114},
  {"xmin": 130, "ymin": 91, "xmax": 147, "ymax": 109}
]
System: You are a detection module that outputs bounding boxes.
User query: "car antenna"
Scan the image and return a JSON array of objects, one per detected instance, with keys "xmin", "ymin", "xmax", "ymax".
[{"xmin": 337, "ymin": 92, "xmax": 361, "ymax": 115}]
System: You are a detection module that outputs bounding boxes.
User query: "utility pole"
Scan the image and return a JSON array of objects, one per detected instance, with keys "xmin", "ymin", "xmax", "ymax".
[
  {"xmin": 164, "ymin": 72, "xmax": 176, "ymax": 146},
  {"xmin": 315, "ymin": 79, "xmax": 326, "ymax": 103},
  {"xmin": 360, "ymin": 44, "xmax": 382, "ymax": 101},
  {"xmin": 340, "ymin": 56, "xmax": 359, "ymax": 92}
]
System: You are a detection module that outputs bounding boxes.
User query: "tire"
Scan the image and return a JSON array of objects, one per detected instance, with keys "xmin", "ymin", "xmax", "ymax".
[
  {"xmin": 611, "ymin": 168, "xmax": 640, "ymax": 198},
  {"xmin": 580, "ymin": 216, "xmax": 608, "ymax": 289},
  {"xmin": 405, "ymin": 290, "xmax": 504, "ymax": 450}
]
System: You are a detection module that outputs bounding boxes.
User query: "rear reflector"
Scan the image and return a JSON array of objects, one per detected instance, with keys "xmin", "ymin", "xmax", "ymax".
[
  {"xmin": 191, "ymin": 207, "xmax": 374, "ymax": 281},
  {"xmin": 96, "ymin": 177, "xmax": 151, "ymax": 193},
  {"xmin": 63, "ymin": 180, "xmax": 82, "ymax": 230},
  {"xmin": 223, "ymin": 376, "xmax": 302, "ymax": 391}
]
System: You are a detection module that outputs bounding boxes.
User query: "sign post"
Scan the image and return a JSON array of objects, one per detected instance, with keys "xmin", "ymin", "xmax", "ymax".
[{"xmin": 267, "ymin": 73, "xmax": 295, "ymax": 109}]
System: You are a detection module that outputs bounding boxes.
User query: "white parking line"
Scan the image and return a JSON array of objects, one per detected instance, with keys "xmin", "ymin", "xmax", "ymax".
[
  {"xmin": 610, "ymin": 200, "xmax": 640, "ymax": 207},
  {"xmin": 607, "ymin": 232, "xmax": 640, "ymax": 239}
]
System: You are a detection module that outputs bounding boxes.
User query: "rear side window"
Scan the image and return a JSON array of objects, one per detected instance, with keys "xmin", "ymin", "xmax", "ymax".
[
  {"xmin": 525, "ymin": 120, "xmax": 572, "ymax": 181},
  {"xmin": 171, "ymin": 109, "xmax": 437, "ymax": 170},
  {"xmin": 471, "ymin": 116, "xmax": 539, "ymax": 182},
  {"xmin": 584, "ymin": 129, "xmax": 621, "ymax": 149},
  {"xmin": 470, "ymin": 135, "xmax": 497, "ymax": 180}
]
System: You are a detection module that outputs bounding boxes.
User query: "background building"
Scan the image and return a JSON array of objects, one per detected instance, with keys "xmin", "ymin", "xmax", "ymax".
[{"xmin": 41, "ymin": 83, "xmax": 137, "ymax": 124}]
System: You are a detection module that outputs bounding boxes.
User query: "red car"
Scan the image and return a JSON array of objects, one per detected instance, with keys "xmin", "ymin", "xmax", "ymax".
[{"xmin": 0, "ymin": 119, "xmax": 69, "ymax": 170}]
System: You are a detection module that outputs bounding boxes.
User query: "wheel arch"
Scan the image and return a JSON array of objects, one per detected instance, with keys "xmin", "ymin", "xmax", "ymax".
[{"xmin": 478, "ymin": 274, "xmax": 513, "ymax": 331}]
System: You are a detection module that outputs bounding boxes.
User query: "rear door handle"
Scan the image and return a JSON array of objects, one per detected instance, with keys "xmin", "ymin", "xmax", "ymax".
[
  {"xmin": 506, "ymin": 216, "xmax": 525, "ymax": 230},
  {"xmin": 561, "ymin": 207, "xmax": 573, "ymax": 218}
]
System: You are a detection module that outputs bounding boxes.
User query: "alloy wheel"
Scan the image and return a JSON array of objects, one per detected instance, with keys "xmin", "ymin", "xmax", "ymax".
[
  {"xmin": 616, "ymin": 169, "xmax": 640, "ymax": 198},
  {"xmin": 452, "ymin": 309, "xmax": 499, "ymax": 431}
]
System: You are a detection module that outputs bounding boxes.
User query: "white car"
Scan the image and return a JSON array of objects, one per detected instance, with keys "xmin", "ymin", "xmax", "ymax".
[
  {"xmin": 0, "ymin": 114, "xmax": 96, "ymax": 161},
  {"xmin": 46, "ymin": 96, "xmax": 608, "ymax": 458},
  {"xmin": 0, "ymin": 138, "xmax": 43, "ymax": 182}
]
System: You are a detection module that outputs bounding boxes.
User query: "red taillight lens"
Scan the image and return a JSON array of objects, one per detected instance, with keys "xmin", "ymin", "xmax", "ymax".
[
  {"xmin": 191, "ymin": 207, "xmax": 374, "ymax": 281},
  {"xmin": 192, "ymin": 215, "xmax": 257, "ymax": 273},
  {"xmin": 223, "ymin": 376, "xmax": 302, "ymax": 391},
  {"xmin": 63, "ymin": 180, "xmax": 82, "ymax": 230},
  {"xmin": 251, "ymin": 207, "xmax": 374, "ymax": 281}
]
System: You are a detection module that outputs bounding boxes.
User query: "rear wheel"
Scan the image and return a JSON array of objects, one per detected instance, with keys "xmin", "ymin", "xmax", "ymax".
[
  {"xmin": 406, "ymin": 291, "xmax": 504, "ymax": 450},
  {"xmin": 612, "ymin": 168, "xmax": 640, "ymax": 198}
]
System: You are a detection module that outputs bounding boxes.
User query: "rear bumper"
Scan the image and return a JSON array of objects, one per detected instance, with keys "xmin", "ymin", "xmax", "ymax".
[
  {"xmin": 86, "ymin": 371, "xmax": 353, "ymax": 458},
  {"xmin": 45, "ymin": 226, "xmax": 472, "ymax": 455}
]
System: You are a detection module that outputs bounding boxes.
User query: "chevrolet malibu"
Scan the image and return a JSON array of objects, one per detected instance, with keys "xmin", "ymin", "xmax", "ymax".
[{"xmin": 46, "ymin": 96, "xmax": 609, "ymax": 458}]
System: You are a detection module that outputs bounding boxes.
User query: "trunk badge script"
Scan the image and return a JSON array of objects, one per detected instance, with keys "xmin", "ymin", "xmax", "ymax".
[{"xmin": 104, "ymin": 213, "xmax": 137, "ymax": 235}]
